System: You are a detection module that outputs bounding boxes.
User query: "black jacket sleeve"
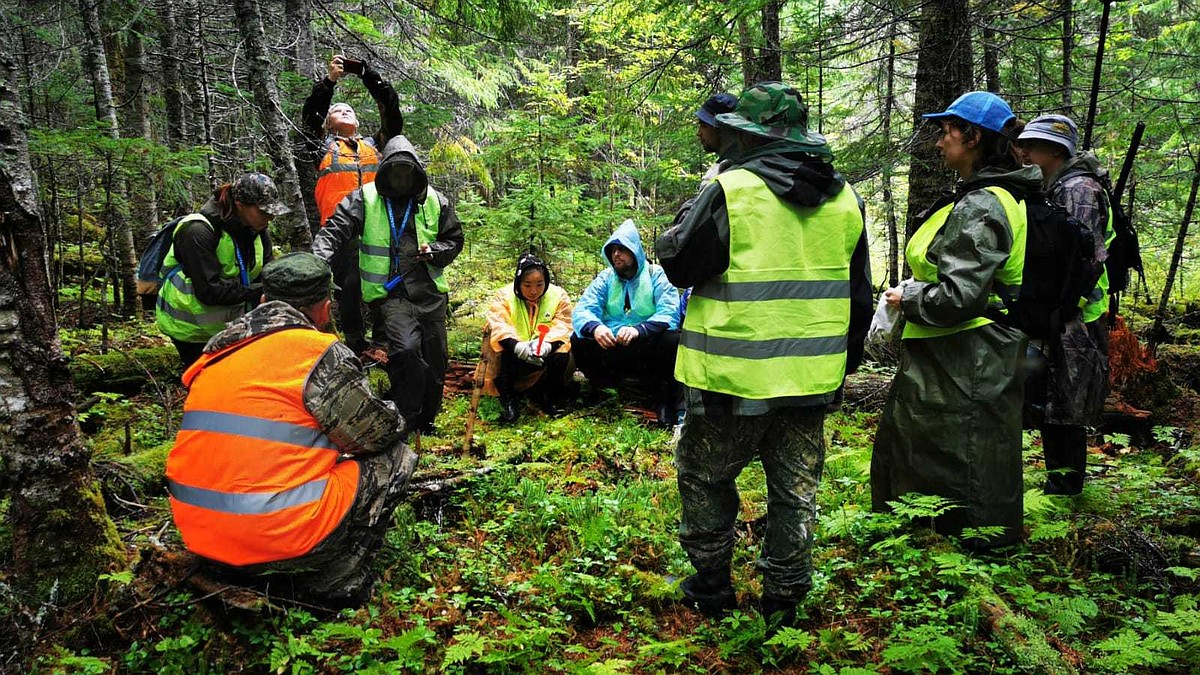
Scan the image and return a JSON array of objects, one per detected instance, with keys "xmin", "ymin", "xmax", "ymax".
[
  {"xmin": 654, "ymin": 183, "xmax": 731, "ymax": 288},
  {"xmin": 312, "ymin": 191, "xmax": 366, "ymax": 262},
  {"xmin": 845, "ymin": 228, "xmax": 873, "ymax": 374},
  {"xmin": 173, "ymin": 221, "xmax": 262, "ymax": 306},
  {"xmin": 300, "ymin": 78, "xmax": 336, "ymax": 168},
  {"xmin": 360, "ymin": 63, "xmax": 404, "ymax": 145},
  {"xmin": 427, "ymin": 193, "xmax": 463, "ymax": 269}
]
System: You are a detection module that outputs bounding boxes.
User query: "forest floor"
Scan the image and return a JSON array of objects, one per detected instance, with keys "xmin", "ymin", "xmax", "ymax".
[{"xmin": 15, "ymin": 311, "xmax": 1200, "ymax": 674}]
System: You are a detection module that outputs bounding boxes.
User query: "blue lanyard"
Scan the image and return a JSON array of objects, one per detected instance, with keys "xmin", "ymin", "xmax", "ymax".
[
  {"xmin": 384, "ymin": 197, "xmax": 414, "ymax": 286},
  {"xmin": 233, "ymin": 242, "xmax": 250, "ymax": 287}
]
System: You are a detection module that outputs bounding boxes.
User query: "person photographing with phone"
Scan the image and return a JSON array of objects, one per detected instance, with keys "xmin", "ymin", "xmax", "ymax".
[{"xmin": 301, "ymin": 54, "xmax": 405, "ymax": 355}]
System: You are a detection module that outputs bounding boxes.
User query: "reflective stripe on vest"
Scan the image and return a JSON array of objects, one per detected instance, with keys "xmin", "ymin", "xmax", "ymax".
[
  {"xmin": 359, "ymin": 182, "xmax": 447, "ymax": 301},
  {"xmin": 155, "ymin": 215, "xmax": 263, "ymax": 344},
  {"xmin": 508, "ymin": 285, "xmax": 566, "ymax": 342},
  {"xmin": 675, "ymin": 168, "xmax": 864, "ymax": 399},
  {"xmin": 1081, "ymin": 204, "xmax": 1116, "ymax": 323},
  {"xmin": 903, "ymin": 186, "xmax": 1027, "ymax": 339},
  {"xmin": 166, "ymin": 327, "xmax": 358, "ymax": 567},
  {"xmin": 316, "ymin": 136, "xmax": 380, "ymax": 226}
]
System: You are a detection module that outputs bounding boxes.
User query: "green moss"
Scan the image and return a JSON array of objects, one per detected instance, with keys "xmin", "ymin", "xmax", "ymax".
[
  {"xmin": 21, "ymin": 480, "xmax": 126, "ymax": 605},
  {"xmin": 71, "ymin": 345, "xmax": 181, "ymax": 394}
]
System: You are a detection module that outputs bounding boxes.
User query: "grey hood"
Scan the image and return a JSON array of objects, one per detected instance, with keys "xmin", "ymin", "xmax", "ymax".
[{"xmin": 375, "ymin": 135, "xmax": 430, "ymax": 201}]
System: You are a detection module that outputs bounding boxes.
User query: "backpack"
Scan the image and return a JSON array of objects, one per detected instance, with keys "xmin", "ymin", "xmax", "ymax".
[
  {"xmin": 135, "ymin": 215, "xmax": 187, "ymax": 297},
  {"xmin": 977, "ymin": 185, "xmax": 1101, "ymax": 339},
  {"xmin": 1066, "ymin": 169, "xmax": 1144, "ymax": 312}
]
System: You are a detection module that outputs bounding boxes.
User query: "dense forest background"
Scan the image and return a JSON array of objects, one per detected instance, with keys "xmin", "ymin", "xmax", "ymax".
[{"xmin": 1, "ymin": 0, "xmax": 1199, "ymax": 672}]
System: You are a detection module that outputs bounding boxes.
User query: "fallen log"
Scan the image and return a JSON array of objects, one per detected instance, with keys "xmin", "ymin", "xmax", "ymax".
[{"xmin": 969, "ymin": 584, "xmax": 1080, "ymax": 674}]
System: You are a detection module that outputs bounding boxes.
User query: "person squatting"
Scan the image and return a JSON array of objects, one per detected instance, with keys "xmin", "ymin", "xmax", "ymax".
[{"xmin": 162, "ymin": 69, "xmax": 1113, "ymax": 624}]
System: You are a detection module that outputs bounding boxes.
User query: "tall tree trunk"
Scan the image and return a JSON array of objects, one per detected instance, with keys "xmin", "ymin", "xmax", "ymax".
[
  {"xmin": 904, "ymin": 0, "xmax": 973, "ymax": 238},
  {"xmin": 79, "ymin": 0, "xmax": 138, "ymax": 316},
  {"xmin": 1061, "ymin": 0, "xmax": 1073, "ymax": 113},
  {"xmin": 233, "ymin": 0, "xmax": 312, "ymax": 249},
  {"xmin": 121, "ymin": 18, "xmax": 160, "ymax": 244},
  {"xmin": 285, "ymin": 0, "xmax": 317, "ymax": 79},
  {"xmin": 157, "ymin": 0, "xmax": 188, "ymax": 150},
  {"xmin": 286, "ymin": 0, "xmax": 322, "ymax": 236},
  {"xmin": 185, "ymin": 0, "xmax": 216, "ymax": 185},
  {"xmin": 0, "ymin": 49, "xmax": 125, "ymax": 626},
  {"xmin": 983, "ymin": 25, "xmax": 1000, "ymax": 93},
  {"xmin": 1151, "ymin": 156, "xmax": 1200, "ymax": 351},
  {"xmin": 883, "ymin": 19, "xmax": 899, "ymax": 287},
  {"xmin": 738, "ymin": 0, "xmax": 783, "ymax": 87}
]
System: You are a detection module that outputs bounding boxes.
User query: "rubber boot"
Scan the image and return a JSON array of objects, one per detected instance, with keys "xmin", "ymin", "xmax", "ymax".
[
  {"xmin": 760, "ymin": 594, "xmax": 799, "ymax": 636},
  {"xmin": 679, "ymin": 566, "xmax": 736, "ymax": 617}
]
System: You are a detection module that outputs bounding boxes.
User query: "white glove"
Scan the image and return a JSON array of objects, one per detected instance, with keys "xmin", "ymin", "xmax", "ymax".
[
  {"xmin": 532, "ymin": 339, "xmax": 553, "ymax": 358},
  {"xmin": 514, "ymin": 340, "xmax": 544, "ymax": 365}
]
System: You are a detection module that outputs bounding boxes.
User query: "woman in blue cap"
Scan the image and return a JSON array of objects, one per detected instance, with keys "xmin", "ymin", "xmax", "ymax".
[{"xmin": 871, "ymin": 91, "xmax": 1041, "ymax": 547}]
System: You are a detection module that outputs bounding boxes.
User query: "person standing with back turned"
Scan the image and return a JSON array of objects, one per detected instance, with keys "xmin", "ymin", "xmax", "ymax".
[{"xmin": 656, "ymin": 82, "xmax": 872, "ymax": 631}]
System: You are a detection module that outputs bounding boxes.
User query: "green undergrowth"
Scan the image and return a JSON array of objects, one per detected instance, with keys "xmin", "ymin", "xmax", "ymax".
[{"xmin": 36, "ymin": 324, "xmax": 1200, "ymax": 673}]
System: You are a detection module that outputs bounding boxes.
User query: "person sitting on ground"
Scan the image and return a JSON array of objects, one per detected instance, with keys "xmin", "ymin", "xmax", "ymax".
[
  {"xmin": 156, "ymin": 172, "xmax": 283, "ymax": 368},
  {"xmin": 571, "ymin": 219, "xmax": 681, "ymax": 425},
  {"xmin": 301, "ymin": 54, "xmax": 405, "ymax": 355},
  {"xmin": 1018, "ymin": 114, "xmax": 1110, "ymax": 496},
  {"xmin": 483, "ymin": 253, "xmax": 574, "ymax": 422},
  {"xmin": 165, "ymin": 253, "xmax": 418, "ymax": 608}
]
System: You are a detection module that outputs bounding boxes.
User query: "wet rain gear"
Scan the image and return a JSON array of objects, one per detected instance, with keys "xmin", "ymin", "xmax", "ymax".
[
  {"xmin": 572, "ymin": 220, "xmax": 680, "ymax": 338},
  {"xmin": 872, "ymin": 164, "xmax": 1042, "ymax": 547}
]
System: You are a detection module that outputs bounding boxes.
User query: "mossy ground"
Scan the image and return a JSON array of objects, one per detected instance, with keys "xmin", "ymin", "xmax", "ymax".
[{"xmin": 16, "ymin": 314, "xmax": 1200, "ymax": 674}]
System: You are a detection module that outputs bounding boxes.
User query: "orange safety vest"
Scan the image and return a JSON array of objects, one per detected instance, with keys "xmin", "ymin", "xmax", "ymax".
[
  {"xmin": 165, "ymin": 327, "xmax": 360, "ymax": 567},
  {"xmin": 315, "ymin": 136, "xmax": 381, "ymax": 226}
]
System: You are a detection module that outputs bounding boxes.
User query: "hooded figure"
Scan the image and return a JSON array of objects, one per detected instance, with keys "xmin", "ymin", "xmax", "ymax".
[
  {"xmin": 655, "ymin": 81, "xmax": 872, "ymax": 632},
  {"xmin": 571, "ymin": 219, "xmax": 682, "ymax": 425},
  {"xmin": 314, "ymin": 135, "xmax": 464, "ymax": 434},
  {"xmin": 483, "ymin": 253, "xmax": 575, "ymax": 422}
]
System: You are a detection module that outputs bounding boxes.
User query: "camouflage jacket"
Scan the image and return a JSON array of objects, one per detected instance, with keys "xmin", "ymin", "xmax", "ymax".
[
  {"xmin": 1048, "ymin": 152, "xmax": 1111, "ymax": 272},
  {"xmin": 203, "ymin": 301, "xmax": 407, "ymax": 454}
]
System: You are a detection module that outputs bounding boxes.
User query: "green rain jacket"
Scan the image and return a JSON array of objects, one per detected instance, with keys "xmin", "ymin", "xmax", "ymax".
[{"xmin": 872, "ymin": 164, "xmax": 1042, "ymax": 547}]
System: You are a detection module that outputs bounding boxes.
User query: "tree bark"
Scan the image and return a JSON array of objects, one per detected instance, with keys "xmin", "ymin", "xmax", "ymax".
[
  {"xmin": 185, "ymin": 0, "xmax": 216, "ymax": 185},
  {"xmin": 883, "ymin": 19, "xmax": 899, "ymax": 287},
  {"xmin": 904, "ymin": 0, "xmax": 973, "ymax": 238},
  {"xmin": 285, "ymin": 0, "xmax": 322, "ymax": 236},
  {"xmin": 79, "ymin": 0, "xmax": 138, "ymax": 316},
  {"xmin": 983, "ymin": 25, "xmax": 1000, "ymax": 93},
  {"xmin": 1151, "ymin": 156, "xmax": 1200, "ymax": 351},
  {"xmin": 1061, "ymin": 0, "xmax": 1073, "ymax": 113},
  {"xmin": 233, "ymin": 0, "xmax": 312, "ymax": 249},
  {"xmin": 285, "ymin": 0, "xmax": 317, "ymax": 79},
  {"xmin": 156, "ymin": 0, "xmax": 188, "ymax": 150},
  {"xmin": 738, "ymin": 0, "xmax": 783, "ymax": 88},
  {"xmin": 121, "ymin": 17, "xmax": 160, "ymax": 243},
  {"xmin": 0, "ymin": 50, "xmax": 125, "ymax": 620}
]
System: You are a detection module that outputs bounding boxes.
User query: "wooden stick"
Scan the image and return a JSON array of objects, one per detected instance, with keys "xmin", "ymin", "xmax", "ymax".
[{"xmin": 461, "ymin": 327, "xmax": 491, "ymax": 453}]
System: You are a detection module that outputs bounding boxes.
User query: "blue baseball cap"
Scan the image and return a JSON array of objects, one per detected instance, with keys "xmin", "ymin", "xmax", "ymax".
[
  {"xmin": 922, "ymin": 91, "xmax": 1015, "ymax": 133},
  {"xmin": 695, "ymin": 93, "xmax": 738, "ymax": 127}
]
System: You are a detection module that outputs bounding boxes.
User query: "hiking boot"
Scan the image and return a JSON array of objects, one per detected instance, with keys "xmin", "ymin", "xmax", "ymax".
[
  {"xmin": 679, "ymin": 567, "xmax": 736, "ymax": 617},
  {"xmin": 499, "ymin": 396, "xmax": 519, "ymax": 424},
  {"xmin": 760, "ymin": 594, "xmax": 799, "ymax": 636}
]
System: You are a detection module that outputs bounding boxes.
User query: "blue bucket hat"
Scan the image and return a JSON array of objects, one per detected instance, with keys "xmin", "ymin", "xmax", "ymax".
[
  {"xmin": 922, "ymin": 91, "xmax": 1015, "ymax": 134},
  {"xmin": 695, "ymin": 93, "xmax": 738, "ymax": 127}
]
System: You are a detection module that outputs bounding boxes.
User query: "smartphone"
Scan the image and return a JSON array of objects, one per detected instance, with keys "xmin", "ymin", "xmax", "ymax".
[{"xmin": 342, "ymin": 58, "xmax": 365, "ymax": 75}]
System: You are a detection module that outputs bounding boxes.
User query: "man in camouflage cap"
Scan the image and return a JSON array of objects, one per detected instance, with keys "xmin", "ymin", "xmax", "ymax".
[
  {"xmin": 166, "ymin": 251, "xmax": 417, "ymax": 607},
  {"xmin": 232, "ymin": 172, "xmax": 292, "ymax": 217},
  {"xmin": 656, "ymin": 81, "xmax": 872, "ymax": 631}
]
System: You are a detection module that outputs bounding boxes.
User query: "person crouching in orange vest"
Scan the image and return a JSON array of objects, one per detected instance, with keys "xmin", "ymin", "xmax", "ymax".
[
  {"xmin": 166, "ymin": 252, "xmax": 417, "ymax": 607},
  {"xmin": 301, "ymin": 55, "xmax": 405, "ymax": 355}
]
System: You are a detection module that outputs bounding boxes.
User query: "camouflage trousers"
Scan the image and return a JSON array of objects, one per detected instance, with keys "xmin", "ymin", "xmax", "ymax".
[
  {"xmin": 675, "ymin": 405, "xmax": 826, "ymax": 602},
  {"xmin": 215, "ymin": 443, "xmax": 418, "ymax": 607}
]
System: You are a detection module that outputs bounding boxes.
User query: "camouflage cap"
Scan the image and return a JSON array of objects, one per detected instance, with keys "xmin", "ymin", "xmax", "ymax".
[
  {"xmin": 232, "ymin": 172, "xmax": 291, "ymax": 217},
  {"xmin": 715, "ymin": 81, "xmax": 829, "ymax": 154},
  {"xmin": 261, "ymin": 252, "xmax": 332, "ymax": 308}
]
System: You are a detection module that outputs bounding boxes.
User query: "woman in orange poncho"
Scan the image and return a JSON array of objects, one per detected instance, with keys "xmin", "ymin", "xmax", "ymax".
[{"xmin": 484, "ymin": 253, "xmax": 574, "ymax": 422}]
